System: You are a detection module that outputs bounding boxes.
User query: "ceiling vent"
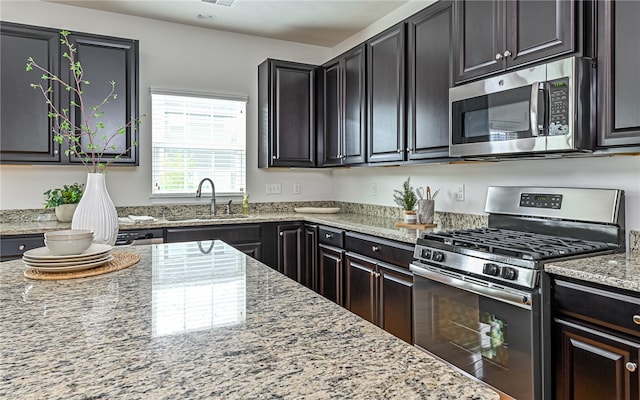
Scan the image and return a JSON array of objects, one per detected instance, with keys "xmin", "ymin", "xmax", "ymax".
[{"xmin": 201, "ymin": 0, "xmax": 235, "ymax": 6}]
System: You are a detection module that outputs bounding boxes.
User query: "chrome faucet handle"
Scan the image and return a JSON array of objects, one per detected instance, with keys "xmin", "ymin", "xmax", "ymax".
[{"xmin": 226, "ymin": 200, "xmax": 232, "ymax": 215}]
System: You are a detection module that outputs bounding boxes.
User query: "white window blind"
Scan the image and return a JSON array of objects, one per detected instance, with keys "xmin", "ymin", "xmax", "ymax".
[
  {"xmin": 151, "ymin": 241, "xmax": 247, "ymax": 337},
  {"xmin": 151, "ymin": 89, "xmax": 247, "ymax": 197}
]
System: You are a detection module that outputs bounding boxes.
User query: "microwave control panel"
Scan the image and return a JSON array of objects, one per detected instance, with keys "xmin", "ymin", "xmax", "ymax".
[
  {"xmin": 520, "ymin": 193, "xmax": 563, "ymax": 209},
  {"xmin": 548, "ymin": 78, "xmax": 569, "ymax": 136}
]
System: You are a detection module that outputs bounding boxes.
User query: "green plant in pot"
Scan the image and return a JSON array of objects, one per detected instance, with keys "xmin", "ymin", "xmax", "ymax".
[
  {"xmin": 44, "ymin": 183, "xmax": 84, "ymax": 222},
  {"xmin": 393, "ymin": 177, "xmax": 418, "ymax": 223}
]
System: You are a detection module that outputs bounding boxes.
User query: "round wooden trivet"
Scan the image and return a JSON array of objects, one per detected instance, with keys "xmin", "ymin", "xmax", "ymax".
[{"xmin": 24, "ymin": 252, "xmax": 141, "ymax": 281}]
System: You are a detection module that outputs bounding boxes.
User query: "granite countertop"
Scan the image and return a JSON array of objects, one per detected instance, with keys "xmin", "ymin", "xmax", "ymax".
[
  {"xmin": 0, "ymin": 211, "xmax": 483, "ymax": 245},
  {"xmin": 545, "ymin": 252, "xmax": 640, "ymax": 294},
  {"xmin": 0, "ymin": 241, "xmax": 499, "ymax": 399}
]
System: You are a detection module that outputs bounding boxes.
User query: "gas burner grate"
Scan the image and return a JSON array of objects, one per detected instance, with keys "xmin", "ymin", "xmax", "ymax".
[{"xmin": 420, "ymin": 228, "xmax": 615, "ymax": 260}]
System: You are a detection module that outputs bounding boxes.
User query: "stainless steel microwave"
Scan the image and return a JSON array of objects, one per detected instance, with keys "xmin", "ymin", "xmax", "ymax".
[{"xmin": 449, "ymin": 57, "xmax": 592, "ymax": 158}]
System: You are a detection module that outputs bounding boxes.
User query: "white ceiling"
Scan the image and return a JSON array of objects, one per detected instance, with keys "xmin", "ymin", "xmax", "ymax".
[{"xmin": 44, "ymin": 0, "xmax": 410, "ymax": 47}]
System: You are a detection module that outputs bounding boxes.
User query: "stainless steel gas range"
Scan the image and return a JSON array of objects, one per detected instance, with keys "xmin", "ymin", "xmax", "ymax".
[{"xmin": 410, "ymin": 186, "xmax": 625, "ymax": 400}]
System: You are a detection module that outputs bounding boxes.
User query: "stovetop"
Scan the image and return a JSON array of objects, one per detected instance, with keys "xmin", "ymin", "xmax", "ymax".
[{"xmin": 418, "ymin": 228, "xmax": 618, "ymax": 262}]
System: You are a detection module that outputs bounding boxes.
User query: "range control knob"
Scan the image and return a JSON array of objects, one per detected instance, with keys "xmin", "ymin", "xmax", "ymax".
[
  {"xmin": 432, "ymin": 251, "xmax": 445, "ymax": 262},
  {"xmin": 501, "ymin": 267, "xmax": 518, "ymax": 280},
  {"xmin": 482, "ymin": 263, "xmax": 500, "ymax": 276},
  {"xmin": 420, "ymin": 248, "xmax": 432, "ymax": 259}
]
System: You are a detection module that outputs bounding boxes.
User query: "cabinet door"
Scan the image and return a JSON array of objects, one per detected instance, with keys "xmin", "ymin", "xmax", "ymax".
[
  {"xmin": 318, "ymin": 244, "xmax": 344, "ymax": 306},
  {"xmin": 0, "ymin": 23, "xmax": 61, "ymax": 163},
  {"xmin": 342, "ymin": 44, "xmax": 367, "ymax": 165},
  {"xmin": 345, "ymin": 253, "xmax": 377, "ymax": 325},
  {"xmin": 555, "ymin": 318, "xmax": 640, "ymax": 400},
  {"xmin": 320, "ymin": 59, "xmax": 342, "ymax": 166},
  {"xmin": 506, "ymin": 0, "xmax": 576, "ymax": 69},
  {"xmin": 278, "ymin": 223, "xmax": 303, "ymax": 281},
  {"xmin": 453, "ymin": 0, "xmax": 504, "ymax": 83},
  {"xmin": 0, "ymin": 234, "xmax": 45, "ymax": 261},
  {"xmin": 597, "ymin": 0, "xmax": 640, "ymax": 146},
  {"xmin": 378, "ymin": 262, "xmax": 413, "ymax": 344},
  {"xmin": 303, "ymin": 224, "xmax": 318, "ymax": 291},
  {"xmin": 407, "ymin": 2, "xmax": 452, "ymax": 160},
  {"xmin": 67, "ymin": 33, "xmax": 139, "ymax": 166},
  {"xmin": 366, "ymin": 23, "xmax": 405, "ymax": 163},
  {"xmin": 258, "ymin": 59, "xmax": 316, "ymax": 167}
]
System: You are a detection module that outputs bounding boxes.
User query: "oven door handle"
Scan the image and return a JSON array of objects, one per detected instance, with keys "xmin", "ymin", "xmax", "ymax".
[{"xmin": 410, "ymin": 263, "xmax": 532, "ymax": 310}]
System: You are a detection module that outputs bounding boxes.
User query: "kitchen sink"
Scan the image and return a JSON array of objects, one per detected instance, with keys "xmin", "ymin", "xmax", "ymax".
[{"xmin": 165, "ymin": 214, "xmax": 250, "ymax": 222}]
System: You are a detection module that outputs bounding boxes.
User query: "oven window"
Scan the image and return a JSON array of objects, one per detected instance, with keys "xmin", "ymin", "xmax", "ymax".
[
  {"xmin": 452, "ymin": 86, "xmax": 532, "ymax": 144},
  {"xmin": 436, "ymin": 297, "xmax": 509, "ymax": 371}
]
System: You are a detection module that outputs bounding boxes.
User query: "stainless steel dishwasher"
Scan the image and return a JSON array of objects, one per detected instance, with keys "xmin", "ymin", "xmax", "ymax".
[{"xmin": 115, "ymin": 228, "xmax": 164, "ymax": 246}]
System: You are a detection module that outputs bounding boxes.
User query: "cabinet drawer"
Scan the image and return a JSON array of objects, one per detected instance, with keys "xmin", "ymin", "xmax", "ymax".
[
  {"xmin": 318, "ymin": 226, "xmax": 344, "ymax": 247},
  {"xmin": 344, "ymin": 232, "xmax": 414, "ymax": 268},
  {"xmin": 0, "ymin": 234, "xmax": 45, "ymax": 261},
  {"xmin": 554, "ymin": 279, "xmax": 640, "ymax": 338},
  {"xmin": 165, "ymin": 224, "xmax": 261, "ymax": 244}
]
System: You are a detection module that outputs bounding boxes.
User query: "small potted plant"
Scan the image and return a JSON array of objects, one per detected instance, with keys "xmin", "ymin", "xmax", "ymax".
[
  {"xmin": 44, "ymin": 183, "xmax": 84, "ymax": 222},
  {"xmin": 393, "ymin": 177, "xmax": 418, "ymax": 223}
]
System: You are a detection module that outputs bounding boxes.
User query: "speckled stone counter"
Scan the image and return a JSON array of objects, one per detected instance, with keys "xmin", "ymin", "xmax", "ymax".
[
  {"xmin": 545, "ymin": 252, "xmax": 640, "ymax": 294},
  {"xmin": 0, "ymin": 241, "xmax": 499, "ymax": 399},
  {"xmin": 0, "ymin": 211, "xmax": 488, "ymax": 245}
]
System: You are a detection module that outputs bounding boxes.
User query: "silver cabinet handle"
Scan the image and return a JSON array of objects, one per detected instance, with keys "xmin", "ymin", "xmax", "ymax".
[
  {"xmin": 633, "ymin": 315, "xmax": 640, "ymax": 325},
  {"xmin": 19, "ymin": 245, "xmax": 25, "ymax": 251},
  {"xmin": 626, "ymin": 362, "xmax": 637, "ymax": 372},
  {"xmin": 272, "ymin": 156, "xmax": 276, "ymax": 160},
  {"xmin": 325, "ymin": 233, "xmax": 333, "ymax": 239},
  {"xmin": 372, "ymin": 246, "xmax": 379, "ymax": 252},
  {"xmin": 503, "ymin": 50, "xmax": 512, "ymax": 57},
  {"xmin": 396, "ymin": 149, "xmax": 402, "ymax": 153},
  {"xmin": 279, "ymin": 232, "xmax": 284, "ymax": 237},
  {"xmin": 495, "ymin": 53, "xmax": 503, "ymax": 60}
]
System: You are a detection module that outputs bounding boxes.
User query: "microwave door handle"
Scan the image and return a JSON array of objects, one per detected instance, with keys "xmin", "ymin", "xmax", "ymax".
[{"xmin": 530, "ymin": 83, "xmax": 540, "ymax": 136}]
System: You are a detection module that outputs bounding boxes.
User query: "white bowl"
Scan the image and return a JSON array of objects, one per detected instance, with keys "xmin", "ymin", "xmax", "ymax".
[
  {"xmin": 44, "ymin": 235, "xmax": 93, "ymax": 256},
  {"xmin": 45, "ymin": 229, "xmax": 93, "ymax": 241}
]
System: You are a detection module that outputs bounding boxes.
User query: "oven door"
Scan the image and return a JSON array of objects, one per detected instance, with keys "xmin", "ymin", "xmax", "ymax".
[{"xmin": 411, "ymin": 262, "xmax": 540, "ymax": 400}]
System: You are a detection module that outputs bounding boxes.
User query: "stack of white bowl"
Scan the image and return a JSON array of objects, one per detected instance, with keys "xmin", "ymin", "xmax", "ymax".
[{"xmin": 22, "ymin": 230, "xmax": 114, "ymax": 273}]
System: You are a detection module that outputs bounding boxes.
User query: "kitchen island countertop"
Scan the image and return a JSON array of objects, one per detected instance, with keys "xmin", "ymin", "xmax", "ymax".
[{"xmin": 0, "ymin": 241, "xmax": 499, "ymax": 399}]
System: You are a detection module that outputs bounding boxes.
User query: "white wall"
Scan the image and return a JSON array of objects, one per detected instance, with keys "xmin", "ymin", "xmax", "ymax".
[
  {"xmin": 0, "ymin": 0, "xmax": 334, "ymax": 209},
  {"xmin": 332, "ymin": 156, "xmax": 640, "ymax": 231}
]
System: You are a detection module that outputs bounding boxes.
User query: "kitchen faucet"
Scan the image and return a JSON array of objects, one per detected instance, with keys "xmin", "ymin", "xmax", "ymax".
[{"xmin": 196, "ymin": 178, "xmax": 216, "ymax": 216}]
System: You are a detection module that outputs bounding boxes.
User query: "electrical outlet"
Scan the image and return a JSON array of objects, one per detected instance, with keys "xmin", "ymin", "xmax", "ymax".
[
  {"xmin": 370, "ymin": 183, "xmax": 377, "ymax": 197},
  {"xmin": 265, "ymin": 183, "xmax": 282, "ymax": 194},
  {"xmin": 293, "ymin": 183, "xmax": 301, "ymax": 194},
  {"xmin": 456, "ymin": 184, "xmax": 465, "ymax": 201}
]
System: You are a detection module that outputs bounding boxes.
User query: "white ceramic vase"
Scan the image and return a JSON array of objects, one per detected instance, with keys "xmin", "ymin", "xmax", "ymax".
[{"xmin": 72, "ymin": 173, "xmax": 119, "ymax": 246}]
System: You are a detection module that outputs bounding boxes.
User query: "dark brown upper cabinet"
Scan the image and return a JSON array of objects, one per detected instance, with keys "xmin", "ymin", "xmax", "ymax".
[
  {"xmin": 596, "ymin": 0, "xmax": 640, "ymax": 147},
  {"xmin": 66, "ymin": 32, "xmax": 139, "ymax": 166},
  {"xmin": 319, "ymin": 44, "xmax": 367, "ymax": 167},
  {"xmin": 0, "ymin": 22, "xmax": 139, "ymax": 166},
  {"xmin": 453, "ymin": 0, "xmax": 577, "ymax": 84},
  {"xmin": 258, "ymin": 59, "xmax": 317, "ymax": 168},
  {"xmin": 406, "ymin": 1, "xmax": 453, "ymax": 161},
  {"xmin": 1, "ymin": 23, "xmax": 61, "ymax": 163},
  {"xmin": 366, "ymin": 23, "xmax": 406, "ymax": 163}
]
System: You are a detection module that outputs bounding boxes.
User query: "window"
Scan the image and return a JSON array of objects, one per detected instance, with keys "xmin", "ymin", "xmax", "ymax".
[{"xmin": 151, "ymin": 89, "xmax": 247, "ymax": 197}]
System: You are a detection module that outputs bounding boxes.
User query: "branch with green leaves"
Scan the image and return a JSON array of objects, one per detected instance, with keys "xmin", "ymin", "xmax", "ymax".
[{"xmin": 26, "ymin": 30, "xmax": 142, "ymax": 173}]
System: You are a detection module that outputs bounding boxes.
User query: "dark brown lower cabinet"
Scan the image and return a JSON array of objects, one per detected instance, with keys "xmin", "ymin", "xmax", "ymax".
[
  {"xmin": 345, "ymin": 252, "xmax": 413, "ymax": 343},
  {"xmin": 318, "ymin": 244, "xmax": 344, "ymax": 306},
  {"xmin": 553, "ymin": 278, "xmax": 640, "ymax": 400},
  {"xmin": 554, "ymin": 318, "xmax": 640, "ymax": 400},
  {"xmin": 303, "ymin": 224, "xmax": 318, "ymax": 291},
  {"xmin": 277, "ymin": 223, "xmax": 303, "ymax": 282}
]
